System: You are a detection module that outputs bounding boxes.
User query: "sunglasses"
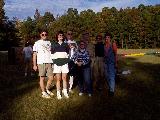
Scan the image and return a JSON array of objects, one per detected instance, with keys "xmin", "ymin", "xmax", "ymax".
[
  {"xmin": 58, "ymin": 34, "xmax": 64, "ymax": 37},
  {"xmin": 67, "ymin": 33, "xmax": 72, "ymax": 35},
  {"xmin": 41, "ymin": 33, "xmax": 48, "ymax": 36}
]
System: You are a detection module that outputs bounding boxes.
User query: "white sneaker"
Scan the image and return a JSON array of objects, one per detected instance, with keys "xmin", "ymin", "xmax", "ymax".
[
  {"xmin": 42, "ymin": 92, "xmax": 51, "ymax": 99},
  {"xmin": 57, "ymin": 94, "xmax": 62, "ymax": 100},
  {"xmin": 63, "ymin": 89, "xmax": 69, "ymax": 98},
  {"xmin": 57, "ymin": 91, "xmax": 62, "ymax": 100},
  {"xmin": 79, "ymin": 92, "xmax": 83, "ymax": 96},
  {"xmin": 64, "ymin": 93, "xmax": 69, "ymax": 98},
  {"xmin": 46, "ymin": 90, "xmax": 54, "ymax": 96}
]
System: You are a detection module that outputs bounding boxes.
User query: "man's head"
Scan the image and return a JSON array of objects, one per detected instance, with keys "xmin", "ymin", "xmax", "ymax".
[
  {"xmin": 104, "ymin": 32, "xmax": 112, "ymax": 43},
  {"xmin": 96, "ymin": 34, "xmax": 102, "ymax": 42},
  {"xmin": 79, "ymin": 41, "xmax": 86, "ymax": 49},
  {"xmin": 40, "ymin": 30, "xmax": 48, "ymax": 40},
  {"xmin": 56, "ymin": 31, "xmax": 65, "ymax": 41},
  {"xmin": 66, "ymin": 31, "xmax": 73, "ymax": 40},
  {"xmin": 81, "ymin": 31, "xmax": 90, "ymax": 44}
]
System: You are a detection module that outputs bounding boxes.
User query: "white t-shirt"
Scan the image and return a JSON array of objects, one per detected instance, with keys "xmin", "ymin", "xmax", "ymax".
[
  {"xmin": 67, "ymin": 39, "xmax": 77, "ymax": 45},
  {"xmin": 33, "ymin": 40, "xmax": 53, "ymax": 64},
  {"xmin": 23, "ymin": 46, "xmax": 33, "ymax": 58}
]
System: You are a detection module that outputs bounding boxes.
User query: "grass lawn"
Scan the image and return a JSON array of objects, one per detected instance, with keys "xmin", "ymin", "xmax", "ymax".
[{"xmin": 0, "ymin": 49, "xmax": 160, "ymax": 120}]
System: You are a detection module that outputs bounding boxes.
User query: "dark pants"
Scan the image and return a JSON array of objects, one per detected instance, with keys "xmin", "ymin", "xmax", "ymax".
[
  {"xmin": 104, "ymin": 63, "xmax": 116, "ymax": 92},
  {"xmin": 76, "ymin": 66, "xmax": 92, "ymax": 94}
]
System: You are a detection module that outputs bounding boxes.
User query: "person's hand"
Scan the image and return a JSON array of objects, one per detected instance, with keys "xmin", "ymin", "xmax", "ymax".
[
  {"xmin": 33, "ymin": 65, "xmax": 38, "ymax": 71},
  {"xmin": 77, "ymin": 62, "xmax": 83, "ymax": 66}
]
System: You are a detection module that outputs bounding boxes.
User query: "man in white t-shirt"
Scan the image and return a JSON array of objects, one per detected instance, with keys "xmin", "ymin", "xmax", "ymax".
[{"xmin": 33, "ymin": 30, "xmax": 54, "ymax": 99}]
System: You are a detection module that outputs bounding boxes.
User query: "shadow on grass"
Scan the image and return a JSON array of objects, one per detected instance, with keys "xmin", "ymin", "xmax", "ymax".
[
  {"xmin": 0, "ymin": 71, "xmax": 38, "ymax": 114},
  {"xmin": 48, "ymin": 57, "xmax": 160, "ymax": 120},
  {"xmin": 0, "ymin": 56, "xmax": 160, "ymax": 120}
]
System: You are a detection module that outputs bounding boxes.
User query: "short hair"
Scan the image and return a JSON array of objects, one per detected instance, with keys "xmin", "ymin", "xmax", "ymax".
[
  {"xmin": 25, "ymin": 41, "xmax": 30, "ymax": 47},
  {"xmin": 104, "ymin": 32, "xmax": 112, "ymax": 38},
  {"xmin": 38, "ymin": 29, "xmax": 48, "ymax": 34},
  {"xmin": 79, "ymin": 40, "xmax": 86, "ymax": 44},
  {"xmin": 96, "ymin": 34, "xmax": 102, "ymax": 39},
  {"xmin": 55, "ymin": 30, "xmax": 65, "ymax": 41},
  {"xmin": 78, "ymin": 40, "xmax": 86, "ymax": 47},
  {"xmin": 67, "ymin": 30, "xmax": 72, "ymax": 34}
]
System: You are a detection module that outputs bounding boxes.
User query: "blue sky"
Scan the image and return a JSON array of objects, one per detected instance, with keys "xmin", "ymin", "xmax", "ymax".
[{"xmin": 4, "ymin": 0, "xmax": 160, "ymax": 20}]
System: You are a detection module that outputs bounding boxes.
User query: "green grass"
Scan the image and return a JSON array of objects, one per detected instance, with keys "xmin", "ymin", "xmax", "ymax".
[{"xmin": 0, "ymin": 50, "xmax": 160, "ymax": 120}]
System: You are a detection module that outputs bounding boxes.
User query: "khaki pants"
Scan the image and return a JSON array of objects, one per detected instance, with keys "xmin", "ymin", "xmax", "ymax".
[
  {"xmin": 38, "ymin": 64, "xmax": 53, "ymax": 77},
  {"xmin": 93, "ymin": 57, "xmax": 104, "ymax": 88},
  {"xmin": 90, "ymin": 58, "xmax": 95, "ymax": 81}
]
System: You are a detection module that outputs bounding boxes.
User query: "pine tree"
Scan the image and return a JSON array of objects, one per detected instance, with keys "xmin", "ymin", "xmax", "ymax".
[
  {"xmin": 0, "ymin": 0, "xmax": 5, "ymax": 25},
  {"xmin": 0, "ymin": 0, "xmax": 5, "ymax": 24},
  {"xmin": 34, "ymin": 9, "xmax": 41, "ymax": 20}
]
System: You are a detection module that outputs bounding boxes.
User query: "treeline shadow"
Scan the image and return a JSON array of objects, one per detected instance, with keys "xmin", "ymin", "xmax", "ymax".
[
  {"xmin": 49, "ymin": 57, "xmax": 160, "ymax": 120},
  {"xmin": 0, "ymin": 67, "xmax": 38, "ymax": 115},
  {"xmin": 0, "ymin": 56, "xmax": 159, "ymax": 120}
]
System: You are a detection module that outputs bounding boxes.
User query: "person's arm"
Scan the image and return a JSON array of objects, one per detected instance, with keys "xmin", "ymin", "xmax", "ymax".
[
  {"xmin": 71, "ymin": 51, "xmax": 77, "ymax": 63},
  {"xmin": 82, "ymin": 51, "xmax": 90, "ymax": 65},
  {"xmin": 33, "ymin": 52, "xmax": 38, "ymax": 71},
  {"xmin": 32, "ymin": 42, "xmax": 38, "ymax": 71},
  {"xmin": 22, "ymin": 48, "xmax": 25, "ymax": 60},
  {"xmin": 66, "ymin": 43, "xmax": 70, "ymax": 55},
  {"xmin": 112, "ymin": 42, "xmax": 118, "ymax": 68}
]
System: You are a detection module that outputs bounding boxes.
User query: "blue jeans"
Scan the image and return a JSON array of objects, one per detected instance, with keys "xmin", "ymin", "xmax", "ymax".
[
  {"xmin": 77, "ymin": 66, "xmax": 92, "ymax": 94},
  {"xmin": 104, "ymin": 63, "xmax": 116, "ymax": 92}
]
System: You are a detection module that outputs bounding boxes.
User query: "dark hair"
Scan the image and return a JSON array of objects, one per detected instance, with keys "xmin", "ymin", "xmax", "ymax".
[
  {"xmin": 67, "ymin": 30, "xmax": 72, "ymax": 34},
  {"xmin": 78, "ymin": 40, "xmax": 86, "ymax": 47},
  {"xmin": 25, "ymin": 41, "xmax": 30, "ymax": 47},
  {"xmin": 96, "ymin": 34, "xmax": 102, "ymax": 39},
  {"xmin": 55, "ymin": 30, "xmax": 65, "ymax": 41},
  {"xmin": 79, "ymin": 40, "xmax": 86, "ymax": 44},
  {"xmin": 104, "ymin": 32, "xmax": 112, "ymax": 39},
  {"xmin": 38, "ymin": 29, "xmax": 48, "ymax": 34}
]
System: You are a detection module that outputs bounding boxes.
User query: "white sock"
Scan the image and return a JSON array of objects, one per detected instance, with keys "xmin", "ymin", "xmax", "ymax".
[
  {"xmin": 63, "ymin": 89, "xmax": 68, "ymax": 95},
  {"xmin": 63, "ymin": 89, "xmax": 69, "ymax": 98},
  {"xmin": 69, "ymin": 76, "xmax": 74, "ymax": 90},
  {"xmin": 57, "ymin": 90, "xmax": 61, "ymax": 96}
]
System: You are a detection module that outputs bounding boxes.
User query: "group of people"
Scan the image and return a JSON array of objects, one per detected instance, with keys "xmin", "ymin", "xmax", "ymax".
[{"xmin": 24, "ymin": 29, "xmax": 117, "ymax": 99}]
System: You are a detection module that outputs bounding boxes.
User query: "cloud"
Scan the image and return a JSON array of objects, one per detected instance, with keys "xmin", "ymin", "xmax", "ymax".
[{"xmin": 4, "ymin": 0, "xmax": 160, "ymax": 20}]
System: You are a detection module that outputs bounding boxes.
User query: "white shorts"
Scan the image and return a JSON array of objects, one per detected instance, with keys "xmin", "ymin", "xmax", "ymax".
[{"xmin": 53, "ymin": 63, "xmax": 69, "ymax": 73}]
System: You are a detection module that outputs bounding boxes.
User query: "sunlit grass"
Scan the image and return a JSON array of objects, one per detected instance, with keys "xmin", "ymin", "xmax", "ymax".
[{"xmin": 0, "ymin": 49, "xmax": 160, "ymax": 120}]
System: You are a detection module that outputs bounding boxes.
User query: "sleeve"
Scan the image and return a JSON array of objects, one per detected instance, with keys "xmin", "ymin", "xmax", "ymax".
[
  {"xmin": 30, "ymin": 47, "xmax": 33, "ymax": 54},
  {"xmin": 75, "ymin": 41, "xmax": 78, "ymax": 49},
  {"xmin": 22, "ymin": 48, "xmax": 25, "ymax": 53},
  {"xmin": 33, "ymin": 42, "xmax": 37, "ymax": 52},
  {"xmin": 82, "ymin": 51, "xmax": 90, "ymax": 65},
  {"xmin": 51, "ymin": 41, "xmax": 56, "ymax": 54},
  {"xmin": 112, "ymin": 42, "xmax": 118, "ymax": 65},
  {"xmin": 112, "ymin": 42, "xmax": 117, "ymax": 54},
  {"xmin": 66, "ymin": 43, "xmax": 70, "ymax": 54},
  {"xmin": 71, "ymin": 51, "xmax": 78, "ymax": 63}
]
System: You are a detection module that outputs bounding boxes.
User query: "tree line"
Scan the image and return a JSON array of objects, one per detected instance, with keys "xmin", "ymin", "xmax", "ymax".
[{"xmin": 0, "ymin": 0, "xmax": 160, "ymax": 50}]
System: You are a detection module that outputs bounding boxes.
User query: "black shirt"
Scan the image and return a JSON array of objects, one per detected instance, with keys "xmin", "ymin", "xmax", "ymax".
[{"xmin": 95, "ymin": 42, "xmax": 104, "ymax": 57}]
